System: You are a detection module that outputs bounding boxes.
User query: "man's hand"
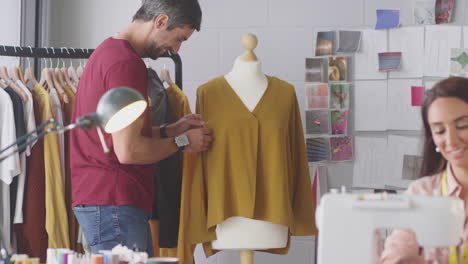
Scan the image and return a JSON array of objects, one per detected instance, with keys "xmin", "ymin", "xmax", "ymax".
[
  {"xmin": 167, "ymin": 114, "xmax": 205, "ymax": 137},
  {"xmin": 183, "ymin": 128, "xmax": 213, "ymax": 152}
]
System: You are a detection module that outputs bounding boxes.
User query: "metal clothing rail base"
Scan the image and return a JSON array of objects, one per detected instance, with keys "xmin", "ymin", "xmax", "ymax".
[{"xmin": 0, "ymin": 45, "xmax": 183, "ymax": 89}]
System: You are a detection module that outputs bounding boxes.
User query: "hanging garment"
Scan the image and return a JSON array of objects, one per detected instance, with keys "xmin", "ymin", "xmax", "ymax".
[
  {"xmin": 4, "ymin": 87, "xmax": 27, "ymax": 250},
  {"xmin": 49, "ymin": 88, "xmax": 66, "ymax": 192},
  {"xmin": 32, "ymin": 83, "xmax": 70, "ymax": 248},
  {"xmin": 14, "ymin": 93, "xmax": 48, "ymax": 262},
  {"xmin": 0, "ymin": 88, "xmax": 20, "ymax": 253},
  {"xmin": 13, "ymin": 81, "xmax": 37, "ymax": 224},
  {"xmin": 188, "ymin": 76, "xmax": 317, "ymax": 256},
  {"xmin": 61, "ymin": 83, "xmax": 80, "ymax": 252},
  {"xmin": 147, "ymin": 68, "xmax": 182, "ymax": 248},
  {"xmin": 151, "ymin": 82, "xmax": 196, "ymax": 264}
]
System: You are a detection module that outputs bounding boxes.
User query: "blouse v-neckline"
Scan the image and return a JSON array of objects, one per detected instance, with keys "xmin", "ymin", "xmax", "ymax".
[{"xmin": 221, "ymin": 75, "xmax": 272, "ymax": 116}]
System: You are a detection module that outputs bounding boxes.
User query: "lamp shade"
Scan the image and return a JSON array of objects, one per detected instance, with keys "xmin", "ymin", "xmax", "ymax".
[{"xmin": 96, "ymin": 87, "xmax": 148, "ymax": 133}]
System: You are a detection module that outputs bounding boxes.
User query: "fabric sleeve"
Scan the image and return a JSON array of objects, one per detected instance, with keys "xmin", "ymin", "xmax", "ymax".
[
  {"xmin": 104, "ymin": 59, "xmax": 151, "ymax": 137},
  {"xmin": 0, "ymin": 94, "xmax": 20, "ymax": 185},
  {"xmin": 289, "ymin": 88, "xmax": 318, "ymax": 235},
  {"xmin": 187, "ymin": 87, "xmax": 216, "ymax": 244},
  {"xmin": 105, "ymin": 59, "xmax": 148, "ymax": 97}
]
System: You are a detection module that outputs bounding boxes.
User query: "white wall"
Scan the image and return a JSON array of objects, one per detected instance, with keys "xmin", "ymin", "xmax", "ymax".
[{"xmin": 0, "ymin": 0, "xmax": 21, "ymax": 66}]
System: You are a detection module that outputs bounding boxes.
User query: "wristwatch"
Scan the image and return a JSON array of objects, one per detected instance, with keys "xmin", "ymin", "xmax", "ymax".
[
  {"xmin": 174, "ymin": 134, "xmax": 190, "ymax": 151},
  {"xmin": 159, "ymin": 123, "xmax": 168, "ymax": 138}
]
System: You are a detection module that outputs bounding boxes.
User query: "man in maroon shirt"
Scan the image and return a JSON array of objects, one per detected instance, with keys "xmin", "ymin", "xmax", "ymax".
[{"xmin": 70, "ymin": 0, "xmax": 211, "ymax": 255}]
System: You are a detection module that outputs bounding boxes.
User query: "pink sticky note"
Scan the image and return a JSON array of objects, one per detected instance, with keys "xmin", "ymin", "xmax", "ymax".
[{"xmin": 411, "ymin": 86, "xmax": 424, "ymax": 106}]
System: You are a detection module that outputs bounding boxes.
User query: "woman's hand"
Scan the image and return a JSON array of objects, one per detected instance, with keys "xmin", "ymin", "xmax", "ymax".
[{"xmin": 395, "ymin": 256, "xmax": 428, "ymax": 264}]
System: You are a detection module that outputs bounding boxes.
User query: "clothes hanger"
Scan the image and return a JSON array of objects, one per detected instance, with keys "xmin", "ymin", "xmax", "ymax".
[
  {"xmin": 61, "ymin": 48, "xmax": 77, "ymax": 93},
  {"xmin": 54, "ymin": 56, "xmax": 66, "ymax": 87},
  {"xmin": 68, "ymin": 48, "xmax": 80, "ymax": 87},
  {"xmin": 24, "ymin": 46, "xmax": 38, "ymax": 88},
  {"xmin": 76, "ymin": 48, "xmax": 85, "ymax": 78},
  {"xmin": 39, "ymin": 48, "xmax": 55, "ymax": 92},
  {"xmin": 7, "ymin": 46, "xmax": 20, "ymax": 82},
  {"xmin": 15, "ymin": 47, "xmax": 25, "ymax": 83},
  {"xmin": 49, "ymin": 48, "xmax": 69, "ymax": 104},
  {"xmin": 1, "ymin": 46, "xmax": 28, "ymax": 101},
  {"xmin": 159, "ymin": 64, "xmax": 174, "ymax": 86}
]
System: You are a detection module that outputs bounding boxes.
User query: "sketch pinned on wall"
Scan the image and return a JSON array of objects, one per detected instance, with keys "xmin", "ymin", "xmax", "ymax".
[
  {"xmin": 424, "ymin": 25, "xmax": 462, "ymax": 77},
  {"xmin": 354, "ymin": 80, "xmax": 387, "ymax": 131},
  {"xmin": 388, "ymin": 27, "xmax": 425, "ymax": 78},
  {"xmin": 402, "ymin": 155, "xmax": 423, "ymax": 180},
  {"xmin": 355, "ymin": 29, "xmax": 388, "ymax": 80},
  {"xmin": 306, "ymin": 83, "xmax": 329, "ymax": 109},
  {"xmin": 306, "ymin": 137, "xmax": 329, "ymax": 162},
  {"xmin": 435, "ymin": 0, "xmax": 454, "ymax": 24},
  {"xmin": 414, "ymin": 0, "xmax": 436, "ymax": 24},
  {"xmin": 378, "ymin": 52, "xmax": 402, "ymax": 71},
  {"xmin": 450, "ymin": 48, "xmax": 468, "ymax": 76},
  {"xmin": 315, "ymin": 31, "xmax": 334, "ymax": 56},
  {"xmin": 337, "ymin": 31, "xmax": 362, "ymax": 53},
  {"xmin": 328, "ymin": 56, "xmax": 348, "ymax": 82},
  {"xmin": 306, "ymin": 110, "xmax": 330, "ymax": 134},
  {"xmin": 330, "ymin": 136, "xmax": 353, "ymax": 162},
  {"xmin": 387, "ymin": 79, "xmax": 423, "ymax": 130},
  {"xmin": 329, "ymin": 83, "xmax": 350, "ymax": 109},
  {"xmin": 353, "ymin": 136, "xmax": 388, "ymax": 188},
  {"xmin": 331, "ymin": 110, "xmax": 348, "ymax": 135},
  {"xmin": 375, "ymin": 9, "xmax": 400, "ymax": 30}
]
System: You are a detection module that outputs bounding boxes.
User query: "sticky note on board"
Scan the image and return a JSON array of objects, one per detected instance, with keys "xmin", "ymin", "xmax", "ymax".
[
  {"xmin": 375, "ymin": 9, "xmax": 400, "ymax": 29},
  {"xmin": 411, "ymin": 86, "xmax": 424, "ymax": 106}
]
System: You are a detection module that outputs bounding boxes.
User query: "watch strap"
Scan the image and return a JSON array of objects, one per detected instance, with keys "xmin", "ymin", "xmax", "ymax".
[{"xmin": 160, "ymin": 123, "xmax": 168, "ymax": 138}]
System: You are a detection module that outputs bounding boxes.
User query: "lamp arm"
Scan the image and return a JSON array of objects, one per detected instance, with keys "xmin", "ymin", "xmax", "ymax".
[
  {"xmin": 0, "ymin": 126, "xmax": 57, "ymax": 163},
  {"xmin": 0, "ymin": 118, "xmax": 57, "ymax": 155}
]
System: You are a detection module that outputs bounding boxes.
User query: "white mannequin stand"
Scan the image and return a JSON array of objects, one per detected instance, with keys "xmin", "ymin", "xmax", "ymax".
[{"xmin": 212, "ymin": 34, "xmax": 288, "ymax": 264}]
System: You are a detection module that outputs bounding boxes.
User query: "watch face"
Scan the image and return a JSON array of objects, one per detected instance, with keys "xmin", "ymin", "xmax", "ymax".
[{"xmin": 175, "ymin": 134, "xmax": 190, "ymax": 147}]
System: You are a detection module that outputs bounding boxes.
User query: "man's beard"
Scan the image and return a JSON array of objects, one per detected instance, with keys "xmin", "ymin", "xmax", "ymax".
[{"xmin": 144, "ymin": 41, "xmax": 164, "ymax": 60}]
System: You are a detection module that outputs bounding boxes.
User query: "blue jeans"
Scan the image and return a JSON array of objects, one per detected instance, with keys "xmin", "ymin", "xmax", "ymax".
[{"xmin": 73, "ymin": 205, "xmax": 154, "ymax": 256}]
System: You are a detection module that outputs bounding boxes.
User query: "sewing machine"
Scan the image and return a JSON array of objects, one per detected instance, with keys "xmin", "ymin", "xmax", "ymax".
[{"xmin": 315, "ymin": 190, "xmax": 465, "ymax": 264}]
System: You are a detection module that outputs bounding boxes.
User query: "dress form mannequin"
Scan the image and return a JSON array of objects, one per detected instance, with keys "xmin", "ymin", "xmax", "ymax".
[{"xmin": 213, "ymin": 33, "xmax": 289, "ymax": 264}]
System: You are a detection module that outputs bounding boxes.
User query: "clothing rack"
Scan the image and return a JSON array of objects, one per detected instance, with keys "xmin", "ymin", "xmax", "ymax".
[{"xmin": 0, "ymin": 45, "xmax": 183, "ymax": 88}]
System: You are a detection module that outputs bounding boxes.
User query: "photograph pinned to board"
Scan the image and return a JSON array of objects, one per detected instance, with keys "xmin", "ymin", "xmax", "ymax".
[
  {"xmin": 402, "ymin": 154, "xmax": 423, "ymax": 180},
  {"xmin": 375, "ymin": 9, "xmax": 400, "ymax": 30},
  {"xmin": 328, "ymin": 56, "xmax": 348, "ymax": 82},
  {"xmin": 330, "ymin": 136, "xmax": 353, "ymax": 162},
  {"xmin": 306, "ymin": 137, "xmax": 329, "ymax": 162},
  {"xmin": 315, "ymin": 31, "xmax": 334, "ymax": 56},
  {"xmin": 306, "ymin": 83, "xmax": 329, "ymax": 109},
  {"xmin": 306, "ymin": 110, "xmax": 330, "ymax": 135},
  {"xmin": 414, "ymin": 0, "xmax": 436, "ymax": 25},
  {"xmin": 331, "ymin": 110, "xmax": 348, "ymax": 135},
  {"xmin": 435, "ymin": 0, "xmax": 454, "ymax": 24},
  {"xmin": 305, "ymin": 58, "xmax": 326, "ymax": 82},
  {"xmin": 329, "ymin": 83, "xmax": 350, "ymax": 109},
  {"xmin": 450, "ymin": 48, "xmax": 468, "ymax": 76},
  {"xmin": 306, "ymin": 72, "xmax": 324, "ymax": 82},
  {"xmin": 337, "ymin": 31, "xmax": 362, "ymax": 53},
  {"xmin": 378, "ymin": 52, "xmax": 402, "ymax": 71},
  {"xmin": 411, "ymin": 86, "xmax": 424, "ymax": 106}
]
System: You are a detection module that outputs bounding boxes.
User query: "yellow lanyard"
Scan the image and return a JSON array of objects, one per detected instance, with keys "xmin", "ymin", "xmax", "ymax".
[{"xmin": 442, "ymin": 171, "xmax": 468, "ymax": 264}]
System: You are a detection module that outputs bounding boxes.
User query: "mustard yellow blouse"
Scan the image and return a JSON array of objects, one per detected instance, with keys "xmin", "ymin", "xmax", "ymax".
[{"xmin": 188, "ymin": 76, "xmax": 317, "ymax": 255}]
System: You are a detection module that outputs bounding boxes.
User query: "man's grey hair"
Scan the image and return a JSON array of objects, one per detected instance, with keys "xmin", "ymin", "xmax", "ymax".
[{"xmin": 133, "ymin": 0, "xmax": 202, "ymax": 31}]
